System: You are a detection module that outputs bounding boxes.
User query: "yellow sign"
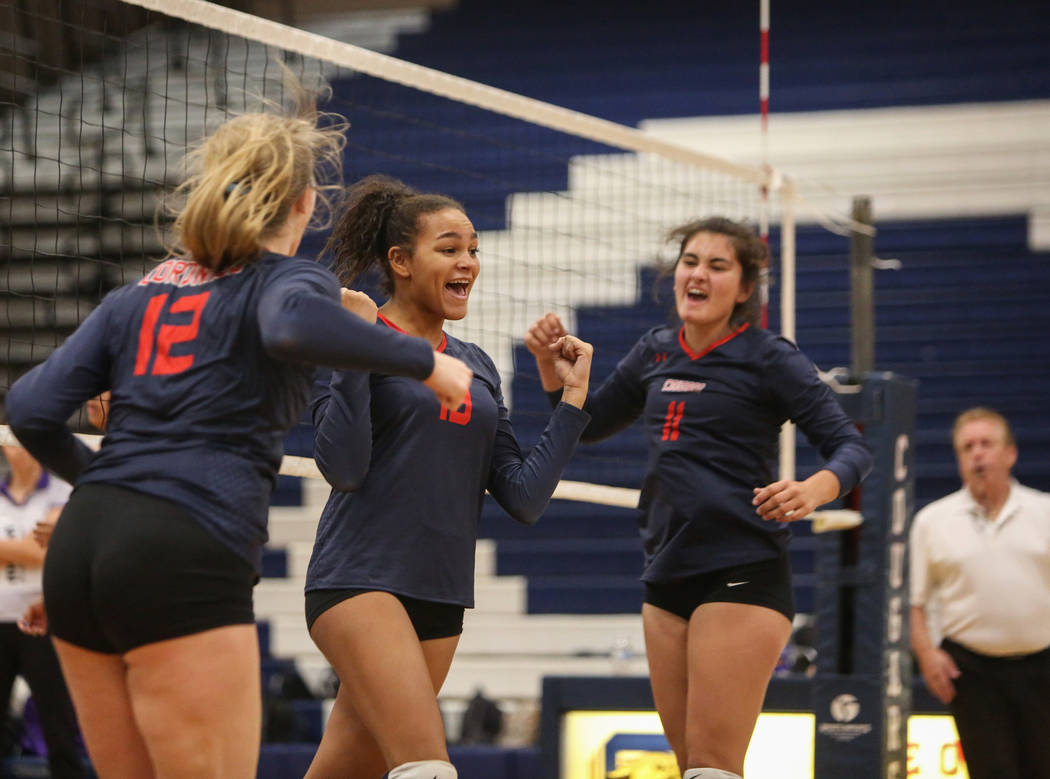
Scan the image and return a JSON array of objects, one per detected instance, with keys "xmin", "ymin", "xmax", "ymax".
[
  {"xmin": 561, "ymin": 711, "xmax": 813, "ymax": 779},
  {"xmin": 561, "ymin": 711, "xmax": 969, "ymax": 779},
  {"xmin": 906, "ymin": 716, "xmax": 969, "ymax": 778}
]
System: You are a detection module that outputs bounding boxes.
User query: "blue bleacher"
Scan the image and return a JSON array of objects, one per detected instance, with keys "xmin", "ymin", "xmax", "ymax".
[{"xmin": 394, "ymin": 0, "xmax": 1050, "ymax": 121}]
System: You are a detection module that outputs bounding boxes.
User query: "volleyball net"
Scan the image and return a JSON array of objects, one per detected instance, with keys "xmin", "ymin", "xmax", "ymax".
[{"xmin": 0, "ymin": 0, "xmax": 866, "ymax": 529}]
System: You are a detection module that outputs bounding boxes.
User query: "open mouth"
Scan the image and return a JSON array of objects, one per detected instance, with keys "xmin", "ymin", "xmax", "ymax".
[
  {"xmin": 685, "ymin": 288, "xmax": 708, "ymax": 302},
  {"xmin": 445, "ymin": 280, "xmax": 471, "ymax": 299}
]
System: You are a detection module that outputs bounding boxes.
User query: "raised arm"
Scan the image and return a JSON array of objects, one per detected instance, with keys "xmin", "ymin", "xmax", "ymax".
[
  {"xmin": 258, "ymin": 264, "xmax": 433, "ymax": 378},
  {"xmin": 486, "ymin": 338, "xmax": 592, "ymax": 524},
  {"xmin": 525, "ymin": 314, "xmax": 647, "ymax": 444},
  {"xmin": 258, "ymin": 263, "xmax": 473, "ymax": 412}
]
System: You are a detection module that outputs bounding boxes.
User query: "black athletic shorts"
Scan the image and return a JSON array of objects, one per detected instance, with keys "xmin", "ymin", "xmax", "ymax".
[
  {"xmin": 644, "ymin": 553, "xmax": 795, "ymax": 622},
  {"xmin": 44, "ymin": 483, "xmax": 256, "ymax": 654},
  {"xmin": 305, "ymin": 588, "xmax": 465, "ymax": 641}
]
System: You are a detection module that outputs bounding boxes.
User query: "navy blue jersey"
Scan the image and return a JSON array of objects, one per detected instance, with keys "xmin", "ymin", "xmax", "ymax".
[
  {"xmin": 6, "ymin": 254, "xmax": 435, "ymax": 570},
  {"xmin": 573, "ymin": 323, "xmax": 872, "ymax": 581},
  {"xmin": 306, "ymin": 315, "xmax": 591, "ymax": 607}
]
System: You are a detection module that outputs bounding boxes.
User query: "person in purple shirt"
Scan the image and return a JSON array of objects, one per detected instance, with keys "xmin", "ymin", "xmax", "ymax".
[
  {"xmin": 5, "ymin": 108, "xmax": 472, "ymax": 779},
  {"xmin": 303, "ymin": 175, "xmax": 594, "ymax": 779},
  {"xmin": 527, "ymin": 217, "xmax": 872, "ymax": 779}
]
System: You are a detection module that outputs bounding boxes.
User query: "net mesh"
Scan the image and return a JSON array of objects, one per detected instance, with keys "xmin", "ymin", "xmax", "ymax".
[{"xmin": 1, "ymin": 0, "xmax": 781, "ymax": 490}]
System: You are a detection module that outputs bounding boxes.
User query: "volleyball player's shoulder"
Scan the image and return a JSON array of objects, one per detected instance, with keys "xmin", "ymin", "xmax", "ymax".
[
  {"xmin": 447, "ymin": 335, "xmax": 500, "ymax": 383},
  {"xmin": 756, "ymin": 328, "xmax": 800, "ymax": 356},
  {"xmin": 636, "ymin": 325, "xmax": 676, "ymax": 353},
  {"xmin": 267, "ymin": 254, "xmax": 338, "ymax": 287},
  {"xmin": 97, "ymin": 280, "xmax": 138, "ymax": 308},
  {"xmin": 752, "ymin": 330, "xmax": 814, "ymax": 374},
  {"xmin": 610, "ymin": 326, "xmax": 675, "ymax": 378}
]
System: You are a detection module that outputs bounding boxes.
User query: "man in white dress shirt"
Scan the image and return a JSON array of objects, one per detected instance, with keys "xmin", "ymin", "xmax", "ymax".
[{"xmin": 910, "ymin": 407, "xmax": 1050, "ymax": 779}]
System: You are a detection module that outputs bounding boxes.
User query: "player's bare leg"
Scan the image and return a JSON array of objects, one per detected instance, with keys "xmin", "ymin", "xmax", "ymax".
[
  {"xmin": 307, "ymin": 592, "xmax": 458, "ymax": 776},
  {"xmin": 51, "ymin": 638, "xmax": 154, "ymax": 778},
  {"xmin": 123, "ymin": 624, "xmax": 261, "ymax": 778},
  {"xmin": 683, "ymin": 602, "xmax": 791, "ymax": 774},
  {"xmin": 642, "ymin": 603, "xmax": 690, "ymax": 768}
]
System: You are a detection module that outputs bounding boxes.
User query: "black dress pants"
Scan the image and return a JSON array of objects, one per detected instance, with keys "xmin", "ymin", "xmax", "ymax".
[{"xmin": 943, "ymin": 638, "xmax": 1050, "ymax": 779}]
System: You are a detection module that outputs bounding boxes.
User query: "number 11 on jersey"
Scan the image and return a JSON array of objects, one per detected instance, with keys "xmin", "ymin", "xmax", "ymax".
[{"xmin": 662, "ymin": 400, "xmax": 684, "ymax": 441}]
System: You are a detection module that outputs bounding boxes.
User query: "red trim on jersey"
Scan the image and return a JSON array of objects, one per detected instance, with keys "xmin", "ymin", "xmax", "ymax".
[
  {"xmin": 678, "ymin": 322, "xmax": 750, "ymax": 360},
  {"xmin": 377, "ymin": 311, "xmax": 447, "ymax": 353}
]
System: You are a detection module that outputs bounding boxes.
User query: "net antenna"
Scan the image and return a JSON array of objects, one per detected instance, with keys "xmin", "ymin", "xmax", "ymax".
[
  {"xmin": 758, "ymin": 0, "xmax": 772, "ymax": 330},
  {"xmin": 755, "ymin": 0, "xmax": 798, "ymax": 489}
]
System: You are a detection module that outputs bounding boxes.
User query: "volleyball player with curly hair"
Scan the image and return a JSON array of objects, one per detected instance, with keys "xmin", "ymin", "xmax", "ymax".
[{"xmin": 303, "ymin": 175, "xmax": 594, "ymax": 779}]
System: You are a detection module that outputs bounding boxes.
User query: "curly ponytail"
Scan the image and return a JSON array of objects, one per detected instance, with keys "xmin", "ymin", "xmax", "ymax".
[{"xmin": 324, "ymin": 174, "xmax": 463, "ymax": 294}]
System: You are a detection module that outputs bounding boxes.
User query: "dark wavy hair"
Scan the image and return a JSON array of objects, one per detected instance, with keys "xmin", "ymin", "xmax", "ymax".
[
  {"xmin": 323, "ymin": 174, "xmax": 464, "ymax": 294},
  {"xmin": 661, "ymin": 216, "xmax": 769, "ymax": 326}
]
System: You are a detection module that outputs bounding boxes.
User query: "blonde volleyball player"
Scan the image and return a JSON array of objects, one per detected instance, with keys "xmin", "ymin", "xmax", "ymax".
[{"xmin": 7, "ymin": 110, "xmax": 472, "ymax": 778}]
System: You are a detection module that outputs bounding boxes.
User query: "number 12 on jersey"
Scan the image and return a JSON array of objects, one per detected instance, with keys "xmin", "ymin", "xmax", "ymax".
[{"xmin": 134, "ymin": 292, "xmax": 211, "ymax": 376}]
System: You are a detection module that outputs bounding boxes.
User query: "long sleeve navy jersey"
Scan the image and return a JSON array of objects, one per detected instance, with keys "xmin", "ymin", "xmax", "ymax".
[
  {"xmin": 5, "ymin": 253, "xmax": 435, "ymax": 571},
  {"xmin": 306, "ymin": 314, "xmax": 592, "ymax": 607},
  {"xmin": 563, "ymin": 322, "xmax": 872, "ymax": 581}
]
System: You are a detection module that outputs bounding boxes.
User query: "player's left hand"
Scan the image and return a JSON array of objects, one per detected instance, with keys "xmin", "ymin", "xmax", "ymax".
[
  {"xmin": 753, "ymin": 470, "xmax": 840, "ymax": 522},
  {"xmin": 18, "ymin": 599, "xmax": 47, "ymax": 637},
  {"xmin": 549, "ymin": 335, "xmax": 593, "ymax": 408}
]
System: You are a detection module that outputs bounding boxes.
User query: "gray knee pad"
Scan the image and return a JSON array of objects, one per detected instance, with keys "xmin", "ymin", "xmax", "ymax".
[{"xmin": 388, "ymin": 760, "xmax": 457, "ymax": 779}]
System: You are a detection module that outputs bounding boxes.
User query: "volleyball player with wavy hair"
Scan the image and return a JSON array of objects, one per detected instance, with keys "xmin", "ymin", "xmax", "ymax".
[
  {"xmin": 303, "ymin": 175, "xmax": 594, "ymax": 779},
  {"xmin": 526, "ymin": 217, "xmax": 872, "ymax": 779},
  {"xmin": 5, "ymin": 107, "xmax": 472, "ymax": 778}
]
